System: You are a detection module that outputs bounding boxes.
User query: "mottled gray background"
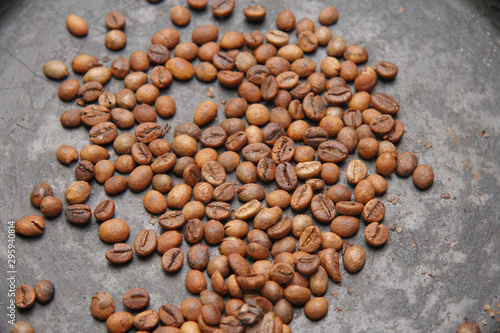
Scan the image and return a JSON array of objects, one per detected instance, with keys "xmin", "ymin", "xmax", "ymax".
[{"xmin": 0, "ymin": 0, "xmax": 499, "ymax": 332}]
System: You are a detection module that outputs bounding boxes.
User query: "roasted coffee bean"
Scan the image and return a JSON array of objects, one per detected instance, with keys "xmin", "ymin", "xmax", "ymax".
[
  {"xmin": 151, "ymin": 152, "xmax": 176, "ymax": 174},
  {"xmin": 290, "ymin": 184, "xmax": 314, "ymax": 211},
  {"xmin": 60, "ymin": 108, "xmax": 82, "ymax": 128},
  {"xmin": 103, "ymin": 175, "xmax": 128, "ymax": 196},
  {"xmin": 353, "ymin": 179, "xmax": 375, "ymax": 205},
  {"xmin": 242, "ymin": 143, "xmax": 271, "ymax": 163},
  {"xmin": 206, "ymin": 202, "xmax": 232, "ymax": 221},
  {"xmin": 39, "ymin": 196, "xmax": 63, "ymax": 218},
  {"xmin": 183, "ymin": 164, "xmax": 201, "ymax": 186},
  {"xmin": 290, "ymin": 81, "xmax": 311, "ymax": 100},
  {"xmin": 335, "ymin": 201, "xmax": 364, "ymax": 216},
  {"xmin": 298, "ymin": 226, "xmax": 322, "ymax": 253},
  {"xmin": 330, "ymin": 216, "xmax": 359, "ymax": 238},
  {"xmin": 302, "ymin": 93, "xmax": 326, "ymax": 121},
  {"xmin": 211, "ymin": 0, "xmax": 235, "ymax": 17},
  {"xmin": 317, "ymin": 140, "xmax": 348, "ymax": 163},
  {"xmin": 15, "ymin": 284, "xmax": 36, "ymax": 309},
  {"xmin": 271, "ymin": 137, "xmax": 295, "ymax": 163},
  {"xmin": 267, "ymin": 216, "xmax": 292, "ymax": 240},
  {"xmin": 365, "ymin": 222, "xmax": 389, "ymax": 246},
  {"xmin": 291, "ymin": 58, "xmax": 316, "ymax": 78},
  {"xmin": 188, "ymin": 243, "xmax": 210, "ymax": 271},
  {"xmin": 298, "ymin": 31, "xmax": 318, "ymax": 53},
  {"xmin": 337, "ymin": 126, "xmax": 358, "ymax": 154},
  {"xmin": 318, "ymin": 248, "xmax": 341, "ymax": 282},
  {"xmin": 133, "ymin": 309, "xmax": 159, "ymax": 331},
  {"xmin": 99, "ymin": 218, "xmax": 130, "ymax": 243},
  {"xmin": 185, "ymin": 270, "xmax": 207, "ymax": 294},
  {"xmin": 106, "ymin": 312, "xmax": 134, "ymax": 332},
  {"xmin": 196, "ymin": 63, "xmax": 218, "ymax": 82},
  {"xmin": 58, "ymin": 79, "xmax": 80, "ymax": 101},
  {"xmin": 303, "ymin": 127, "xmax": 328, "ymax": 149},
  {"xmin": 211, "ymin": 183, "xmax": 234, "ymax": 202},
  {"xmin": 134, "ymin": 229, "xmax": 157, "ymax": 257},
  {"xmin": 342, "ymin": 242, "xmax": 366, "ymax": 273},
  {"xmin": 81, "ymin": 105, "xmax": 110, "ymax": 127},
  {"xmin": 236, "ymin": 161, "xmax": 258, "ymax": 184},
  {"xmin": 217, "ymin": 71, "xmax": 244, "ymax": 88},
  {"xmin": 257, "ymin": 158, "xmax": 276, "ymax": 182},
  {"xmin": 396, "ymin": 151, "xmax": 419, "ymax": 177},
  {"xmin": 64, "ymin": 204, "xmax": 91, "ymax": 225},
  {"xmin": 158, "ymin": 303, "xmax": 184, "ymax": 327},
  {"xmin": 375, "ymin": 152, "xmax": 396, "ymax": 176},
  {"xmin": 106, "ymin": 243, "xmax": 133, "ymax": 264},
  {"xmin": 270, "ymin": 263, "xmax": 294, "ymax": 285},
  {"xmin": 200, "ymin": 126, "xmax": 227, "ymax": 148},
  {"xmin": 376, "ymin": 61, "xmax": 398, "ymax": 80},
  {"xmin": 236, "ymin": 184, "xmax": 266, "ymax": 202},
  {"xmin": 253, "ymin": 206, "xmax": 282, "ymax": 231},
  {"xmin": 304, "ymin": 297, "xmax": 329, "ymax": 320},
  {"xmin": 225, "ymin": 131, "xmax": 248, "ymax": 151},
  {"xmin": 30, "ymin": 183, "xmax": 53, "ymax": 208},
  {"xmin": 135, "ymin": 122, "xmax": 163, "ymax": 144},
  {"xmin": 184, "ymin": 218, "xmax": 204, "ymax": 244},
  {"xmin": 34, "ymin": 280, "xmax": 55, "ymax": 304},
  {"xmin": 412, "ymin": 164, "xmax": 434, "ymax": 190},
  {"xmin": 306, "ymin": 178, "xmax": 325, "ymax": 191},
  {"xmin": 296, "ymin": 254, "xmax": 321, "ymax": 275},
  {"xmin": 309, "ymin": 265, "xmax": 329, "ymax": 296},
  {"xmin": 324, "ymin": 86, "xmax": 352, "ymax": 106},
  {"xmin": 261, "ymin": 76, "xmax": 279, "ymax": 101},
  {"xmin": 131, "ymin": 143, "xmax": 153, "ymax": 165},
  {"xmin": 276, "ymin": 71, "xmax": 299, "ymax": 90},
  {"xmin": 292, "ymin": 214, "xmax": 314, "ymax": 238},
  {"xmin": 65, "ymin": 182, "xmax": 89, "ymax": 204},
  {"xmin": 247, "ymin": 65, "xmax": 270, "ymax": 85},
  {"xmin": 90, "ymin": 291, "xmax": 115, "ymax": 321},
  {"xmin": 89, "ymin": 122, "xmax": 118, "ymax": 145},
  {"xmin": 221, "ymin": 117, "xmax": 246, "ymax": 136},
  {"xmin": 43, "ymin": 59, "xmax": 68, "ymax": 80},
  {"xmin": 275, "ymin": 162, "xmax": 298, "ymax": 191},
  {"xmin": 310, "ymin": 194, "xmax": 336, "ymax": 223},
  {"xmin": 201, "ymin": 161, "xmax": 226, "ymax": 186},
  {"xmin": 271, "ymin": 236, "xmax": 296, "ymax": 258},
  {"xmin": 346, "ymin": 159, "xmax": 368, "ymax": 185},
  {"xmin": 78, "ymin": 82, "xmax": 104, "ymax": 103},
  {"xmin": 213, "ymin": 52, "xmax": 235, "ymax": 71},
  {"xmin": 237, "ymin": 273, "xmax": 267, "ymax": 291},
  {"xmin": 162, "ymin": 248, "xmax": 184, "ymax": 273},
  {"xmin": 224, "ymin": 220, "xmax": 249, "ymax": 239},
  {"xmin": 284, "ymin": 285, "xmax": 311, "ymax": 306},
  {"xmin": 363, "ymin": 199, "xmax": 386, "ymax": 223},
  {"xmin": 93, "ymin": 160, "xmax": 115, "ymax": 184},
  {"xmin": 157, "ymin": 211, "xmax": 185, "ymax": 230},
  {"xmin": 276, "ymin": 9, "xmax": 296, "ymax": 32},
  {"xmin": 370, "ymin": 93, "xmax": 400, "ymax": 115}
]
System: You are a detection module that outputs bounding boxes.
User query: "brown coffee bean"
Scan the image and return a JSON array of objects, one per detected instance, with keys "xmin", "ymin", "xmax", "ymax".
[
  {"xmin": 317, "ymin": 140, "xmax": 348, "ymax": 163},
  {"xmin": 318, "ymin": 248, "xmax": 341, "ymax": 283},
  {"xmin": 39, "ymin": 196, "xmax": 62, "ymax": 218},
  {"xmin": 174, "ymin": 42, "xmax": 199, "ymax": 61},
  {"xmin": 304, "ymin": 297, "xmax": 329, "ymax": 320},
  {"xmin": 90, "ymin": 291, "xmax": 115, "ymax": 321},
  {"xmin": 158, "ymin": 303, "xmax": 185, "ymax": 328},
  {"xmin": 290, "ymin": 184, "xmax": 313, "ymax": 211},
  {"xmin": 283, "ymin": 285, "xmax": 311, "ymax": 306},
  {"xmin": 396, "ymin": 152, "xmax": 419, "ymax": 177},
  {"xmin": 376, "ymin": 61, "xmax": 398, "ymax": 80},
  {"xmin": 105, "ymin": 10, "xmax": 126, "ymax": 29},
  {"xmin": 105, "ymin": 243, "xmax": 133, "ymax": 264},
  {"xmin": 55, "ymin": 144, "xmax": 78, "ymax": 165},
  {"xmin": 58, "ymin": 79, "xmax": 79, "ymax": 101},
  {"xmin": 224, "ymin": 220, "xmax": 249, "ymax": 239},
  {"xmin": 152, "ymin": 174, "xmax": 173, "ymax": 194},
  {"xmin": 182, "ymin": 219, "xmax": 203, "ymax": 244},
  {"xmin": 412, "ymin": 164, "xmax": 435, "ymax": 190},
  {"xmin": 242, "ymin": 143, "xmax": 271, "ymax": 163},
  {"xmin": 330, "ymin": 216, "xmax": 359, "ymax": 238},
  {"xmin": 342, "ymin": 242, "xmax": 366, "ymax": 273},
  {"xmin": 133, "ymin": 310, "xmax": 159, "ymax": 331},
  {"xmin": 255, "ymin": 158, "xmax": 276, "ymax": 183},
  {"xmin": 169, "ymin": 5, "xmax": 190, "ymax": 26},
  {"xmin": 104, "ymin": 29, "xmax": 126, "ymax": 50},
  {"xmin": 298, "ymin": 226, "xmax": 322, "ymax": 253},
  {"xmin": 106, "ymin": 312, "xmax": 134, "ymax": 332},
  {"xmin": 303, "ymin": 127, "xmax": 329, "ymax": 149},
  {"xmin": 272, "ymin": 136, "xmax": 295, "ymax": 163},
  {"xmin": 187, "ymin": 243, "xmax": 210, "ymax": 271},
  {"xmin": 78, "ymin": 81, "xmax": 104, "ymax": 103},
  {"xmin": 275, "ymin": 162, "xmax": 298, "ymax": 192},
  {"xmin": 296, "ymin": 254, "xmax": 321, "ymax": 275},
  {"xmin": 298, "ymin": 31, "xmax": 318, "ymax": 53},
  {"xmin": 185, "ymin": 270, "xmax": 207, "ymax": 294},
  {"xmin": 30, "ymin": 183, "xmax": 53, "ymax": 208},
  {"xmin": 292, "ymin": 215, "xmax": 313, "ymax": 238},
  {"xmin": 71, "ymin": 54, "xmax": 98, "ymax": 75},
  {"xmin": 103, "ymin": 175, "xmax": 128, "ymax": 196},
  {"xmin": 364, "ymin": 222, "xmax": 389, "ymax": 247},
  {"xmin": 375, "ymin": 152, "xmax": 396, "ymax": 176},
  {"xmin": 65, "ymin": 13, "xmax": 88, "ymax": 36},
  {"xmin": 321, "ymin": 162, "xmax": 340, "ymax": 184},
  {"xmin": 243, "ymin": 4, "xmax": 266, "ymax": 21},
  {"xmin": 200, "ymin": 126, "xmax": 227, "ymax": 148},
  {"xmin": 93, "ymin": 160, "xmax": 114, "ymax": 184},
  {"xmin": 65, "ymin": 204, "xmax": 92, "ymax": 225},
  {"xmin": 346, "ymin": 159, "xmax": 368, "ymax": 185},
  {"xmin": 15, "ymin": 284, "xmax": 36, "ymax": 309},
  {"xmin": 60, "ymin": 109, "xmax": 82, "ymax": 128},
  {"xmin": 335, "ymin": 201, "xmax": 363, "ymax": 216},
  {"xmin": 156, "ymin": 230, "xmax": 183, "ymax": 255},
  {"xmin": 311, "ymin": 194, "xmax": 336, "ymax": 223},
  {"xmin": 134, "ymin": 229, "xmax": 157, "ymax": 256},
  {"xmin": 236, "ymin": 184, "xmax": 265, "ymax": 202},
  {"xmin": 254, "ymin": 43, "xmax": 277, "ymax": 64},
  {"xmin": 99, "ymin": 219, "xmax": 129, "ymax": 243},
  {"xmin": 276, "ymin": 9, "xmax": 295, "ymax": 32},
  {"xmin": 211, "ymin": 0, "xmax": 235, "ymax": 17},
  {"xmin": 370, "ymin": 93, "xmax": 400, "ymax": 115},
  {"xmin": 33, "ymin": 279, "xmax": 55, "ymax": 305}
]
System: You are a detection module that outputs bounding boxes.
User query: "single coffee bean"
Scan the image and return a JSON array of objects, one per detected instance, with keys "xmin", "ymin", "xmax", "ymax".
[
  {"xmin": 206, "ymin": 202, "xmax": 232, "ymax": 221},
  {"xmin": 396, "ymin": 152, "xmax": 419, "ymax": 178},
  {"xmin": 187, "ymin": 243, "xmax": 210, "ymax": 270},
  {"xmin": 342, "ymin": 241, "xmax": 366, "ymax": 273},
  {"xmin": 40, "ymin": 196, "xmax": 63, "ymax": 218},
  {"xmin": 296, "ymin": 254, "xmax": 321, "ymax": 275},
  {"xmin": 78, "ymin": 82, "xmax": 104, "ymax": 103},
  {"xmin": 310, "ymin": 194, "xmax": 336, "ymax": 223},
  {"xmin": 376, "ymin": 61, "xmax": 398, "ymax": 80},
  {"xmin": 123, "ymin": 288, "xmax": 150, "ymax": 310},
  {"xmin": 106, "ymin": 312, "xmax": 134, "ymax": 333},
  {"xmin": 56, "ymin": 144, "xmax": 78, "ymax": 165},
  {"xmin": 317, "ymin": 140, "xmax": 348, "ymax": 163},
  {"xmin": 303, "ymin": 127, "xmax": 328, "ymax": 149},
  {"xmin": 99, "ymin": 219, "xmax": 130, "ymax": 243},
  {"xmin": 90, "ymin": 291, "xmax": 115, "ymax": 321},
  {"xmin": 276, "ymin": 9, "xmax": 296, "ymax": 32},
  {"xmin": 346, "ymin": 159, "xmax": 368, "ymax": 185},
  {"xmin": 236, "ymin": 184, "xmax": 266, "ymax": 202},
  {"xmin": 185, "ymin": 270, "xmax": 207, "ymax": 294},
  {"xmin": 309, "ymin": 266, "xmax": 329, "ymax": 296},
  {"xmin": 183, "ymin": 218, "xmax": 204, "ymax": 244},
  {"xmin": 105, "ymin": 10, "xmax": 126, "ymax": 29},
  {"xmin": 375, "ymin": 152, "xmax": 397, "ymax": 176},
  {"xmin": 244, "ymin": 5, "xmax": 266, "ymax": 21},
  {"xmin": 161, "ymin": 247, "xmax": 184, "ymax": 273},
  {"xmin": 283, "ymin": 285, "xmax": 311, "ymax": 306},
  {"xmin": 275, "ymin": 162, "xmax": 298, "ymax": 191},
  {"xmin": 65, "ymin": 204, "xmax": 92, "ymax": 225},
  {"xmin": 89, "ymin": 122, "xmax": 118, "ymax": 145},
  {"xmin": 363, "ymin": 199, "xmax": 386, "ymax": 223},
  {"xmin": 298, "ymin": 226, "xmax": 322, "ymax": 253},
  {"xmin": 43, "ymin": 59, "xmax": 68, "ymax": 80},
  {"xmin": 267, "ymin": 216, "xmax": 292, "ymax": 240},
  {"xmin": 158, "ymin": 211, "xmax": 185, "ymax": 230},
  {"xmin": 412, "ymin": 164, "xmax": 434, "ymax": 190},
  {"xmin": 151, "ymin": 152, "xmax": 176, "ymax": 174},
  {"xmin": 211, "ymin": 0, "xmax": 235, "ymax": 17},
  {"xmin": 291, "ymin": 184, "xmax": 314, "ymax": 211},
  {"xmin": 105, "ymin": 243, "xmax": 133, "ymax": 264},
  {"xmin": 305, "ymin": 297, "xmax": 329, "ymax": 320},
  {"xmin": 103, "ymin": 175, "xmax": 128, "ymax": 196},
  {"xmin": 370, "ymin": 93, "xmax": 400, "ymax": 115},
  {"xmin": 30, "ymin": 183, "xmax": 53, "ymax": 208},
  {"xmin": 200, "ymin": 126, "xmax": 227, "ymax": 148},
  {"xmin": 34, "ymin": 279, "xmax": 55, "ymax": 304},
  {"xmin": 320, "ymin": 161, "xmax": 340, "ymax": 184},
  {"xmin": 242, "ymin": 143, "xmax": 271, "ymax": 163},
  {"xmin": 354, "ymin": 179, "xmax": 376, "ymax": 204},
  {"xmin": 335, "ymin": 201, "xmax": 364, "ymax": 216},
  {"xmin": 58, "ymin": 79, "xmax": 80, "ymax": 101},
  {"xmin": 133, "ymin": 309, "xmax": 159, "ymax": 331},
  {"xmin": 132, "ymin": 229, "xmax": 157, "ymax": 257},
  {"xmin": 60, "ymin": 109, "xmax": 82, "ymax": 128},
  {"xmin": 15, "ymin": 215, "xmax": 44, "ymax": 237},
  {"xmin": 330, "ymin": 216, "xmax": 359, "ymax": 238},
  {"xmin": 15, "ymin": 284, "xmax": 36, "ymax": 309},
  {"xmin": 365, "ymin": 222, "xmax": 389, "ymax": 246},
  {"xmin": 318, "ymin": 248, "xmax": 341, "ymax": 282},
  {"xmin": 256, "ymin": 157, "xmax": 277, "ymax": 182}
]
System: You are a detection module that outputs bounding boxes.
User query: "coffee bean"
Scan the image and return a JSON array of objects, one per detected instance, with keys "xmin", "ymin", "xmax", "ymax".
[
  {"xmin": 310, "ymin": 194, "xmax": 336, "ymax": 223},
  {"xmin": 342, "ymin": 242, "xmax": 366, "ymax": 273},
  {"xmin": 106, "ymin": 312, "xmax": 134, "ymax": 332},
  {"xmin": 370, "ymin": 93, "xmax": 400, "ymax": 115},
  {"xmin": 89, "ymin": 122, "xmax": 118, "ymax": 145},
  {"xmin": 206, "ymin": 202, "xmax": 232, "ymax": 221},
  {"xmin": 167, "ymin": 183, "xmax": 192, "ymax": 209},
  {"xmin": 39, "ymin": 196, "xmax": 62, "ymax": 218},
  {"xmin": 362, "ymin": 199, "xmax": 385, "ymax": 223},
  {"xmin": 103, "ymin": 175, "xmax": 128, "ymax": 196},
  {"xmin": 309, "ymin": 266, "xmax": 329, "ymax": 296},
  {"xmin": 10, "ymin": 321, "xmax": 35, "ymax": 333},
  {"xmin": 187, "ymin": 243, "xmax": 210, "ymax": 271},
  {"xmin": 291, "ymin": 58, "xmax": 316, "ymax": 78},
  {"xmin": 65, "ymin": 204, "xmax": 92, "ymax": 225},
  {"xmin": 15, "ymin": 284, "xmax": 36, "ymax": 309},
  {"xmin": 365, "ymin": 222, "xmax": 389, "ymax": 246},
  {"xmin": 354, "ymin": 179, "xmax": 375, "ymax": 204},
  {"xmin": 335, "ymin": 201, "xmax": 364, "ymax": 216},
  {"xmin": 185, "ymin": 270, "xmax": 207, "ymax": 294},
  {"xmin": 161, "ymin": 248, "xmax": 184, "ymax": 273},
  {"xmin": 296, "ymin": 254, "xmax": 321, "ymax": 275},
  {"xmin": 284, "ymin": 285, "xmax": 311, "ymax": 305},
  {"xmin": 317, "ymin": 140, "xmax": 348, "ymax": 163},
  {"xmin": 376, "ymin": 61, "xmax": 398, "ymax": 80},
  {"xmin": 90, "ymin": 291, "xmax": 115, "ymax": 321},
  {"xmin": 15, "ymin": 215, "xmax": 44, "ymax": 237},
  {"xmin": 58, "ymin": 79, "xmax": 80, "ymax": 101},
  {"xmin": 133, "ymin": 229, "xmax": 157, "ymax": 257},
  {"xmin": 291, "ymin": 184, "xmax": 314, "ymax": 211},
  {"xmin": 396, "ymin": 152, "xmax": 419, "ymax": 178},
  {"xmin": 43, "ymin": 60, "xmax": 68, "ymax": 80},
  {"xmin": 30, "ymin": 183, "xmax": 53, "ymax": 208},
  {"xmin": 292, "ymin": 214, "xmax": 313, "ymax": 238},
  {"xmin": 151, "ymin": 152, "xmax": 176, "ymax": 174},
  {"xmin": 33, "ymin": 279, "xmax": 55, "ymax": 305},
  {"xmin": 133, "ymin": 309, "xmax": 159, "ymax": 331},
  {"xmin": 330, "ymin": 216, "xmax": 359, "ymax": 238},
  {"xmin": 105, "ymin": 243, "xmax": 133, "ymax": 264},
  {"xmin": 244, "ymin": 4, "xmax": 266, "ymax": 21},
  {"xmin": 412, "ymin": 164, "xmax": 434, "ymax": 190},
  {"xmin": 99, "ymin": 219, "xmax": 130, "ymax": 243},
  {"xmin": 298, "ymin": 31, "xmax": 318, "ymax": 53},
  {"xmin": 182, "ymin": 218, "xmax": 203, "ymax": 244},
  {"xmin": 375, "ymin": 152, "xmax": 397, "ymax": 176},
  {"xmin": 304, "ymin": 297, "xmax": 329, "ymax": 320},
  {"xmin": 298, "ymin": 226, "xmax": 322, "ymax": 253},
  {"xmin": 318, "ymin": 248, "xmax": 341, "ymax": 282},
  {"xmin": 200, "ymin": 126, "xmax": 227, "ymax": 148},
  {"xmin": 242, "ymin": 143, "xmax": 271, "ymax": 163},
  {"xmin": 276, "ymin": 10, "xmax": 296, "ymax": 32},
  {"xmin": 275, "ymin": 162, "xmax": 298, "ymax": 191}
]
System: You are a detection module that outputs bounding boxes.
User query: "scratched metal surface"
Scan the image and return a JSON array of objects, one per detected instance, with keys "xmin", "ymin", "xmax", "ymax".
[{"xmin": 0, "ymin": 0, "xmax": 499, "ymax": 332}]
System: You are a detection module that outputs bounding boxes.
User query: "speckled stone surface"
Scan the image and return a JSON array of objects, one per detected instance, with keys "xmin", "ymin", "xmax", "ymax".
[{"xmin": 0, "ymin": 0, "xmax": 499, "ymax": 332}]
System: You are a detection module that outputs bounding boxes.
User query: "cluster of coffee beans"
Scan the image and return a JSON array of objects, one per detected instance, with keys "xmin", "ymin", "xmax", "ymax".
[{"xmin": 15, "ymin": 1, "xmax": 440, "ymax": 332}]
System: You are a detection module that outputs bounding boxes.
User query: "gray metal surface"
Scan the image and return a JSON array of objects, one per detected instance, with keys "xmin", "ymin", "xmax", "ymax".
[{"xmin": 0, "ymin": 0, "xmax": 499, "ymax": 332}]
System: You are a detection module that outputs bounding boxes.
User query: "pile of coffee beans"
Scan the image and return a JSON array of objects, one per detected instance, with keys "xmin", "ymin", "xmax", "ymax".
[{"xmin": 13, "ymin": 1, "xmax": 444, "ymax": 332}]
